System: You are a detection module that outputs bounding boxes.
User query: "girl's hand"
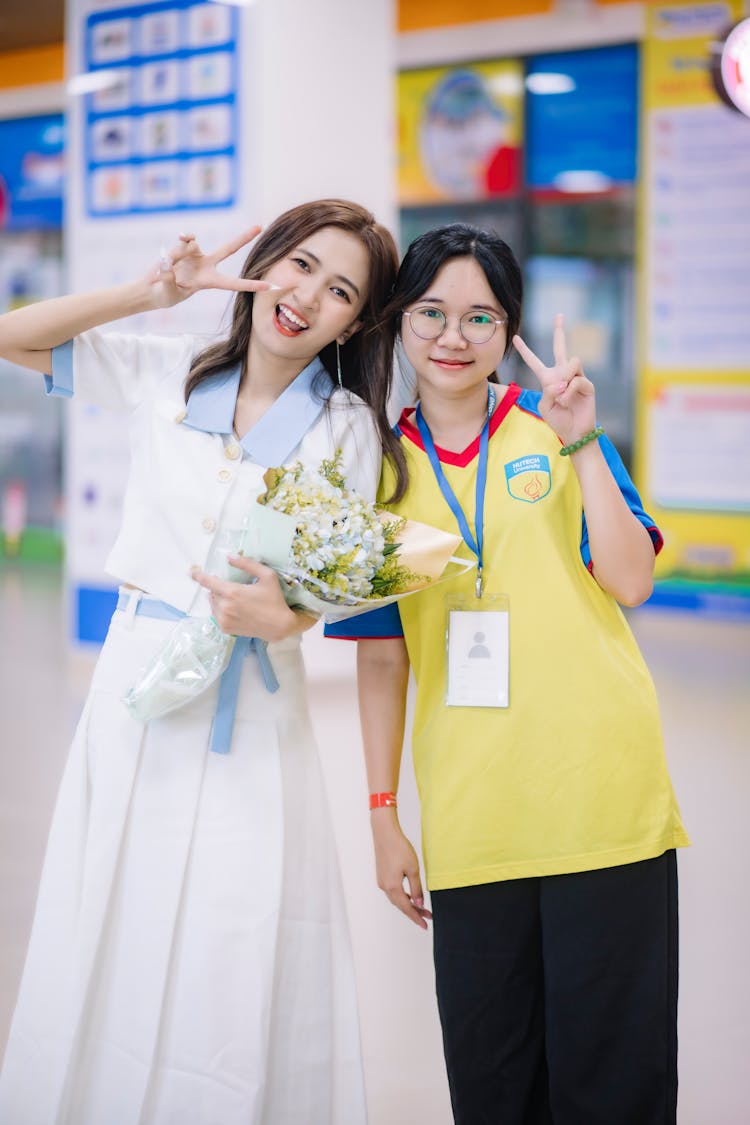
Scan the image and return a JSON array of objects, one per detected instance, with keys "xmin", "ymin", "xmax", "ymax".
[
  {"xmin": 512, "ymin": 313, "xmax": 596, "ymax": 446},
  {"xmin": 191, "ymin": 555, "xmax": 313, "ymax": 642},
  {"xmin": 147, "ymin": 227, "xmax": 276, "ymax": 308},
  {"xmin": 370, "ymin": 812, "xmax": 432, "ymax": 930}
]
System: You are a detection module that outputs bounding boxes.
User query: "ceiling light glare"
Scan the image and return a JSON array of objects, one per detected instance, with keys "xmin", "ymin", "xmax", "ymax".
[
  {"xmin": 553, "ymin": 170, "xmax": 613, "ymax": 193},
  {"xmin": 67, "ymin": 71, "xmax": 123, "ymax": 96},
  {"xmin": 526, "ymin": 73, "xmax": 576, "ymax": 95},
  {"xmin": 487, "ymin": 73, "xmax": 524, "ymax": 98}
]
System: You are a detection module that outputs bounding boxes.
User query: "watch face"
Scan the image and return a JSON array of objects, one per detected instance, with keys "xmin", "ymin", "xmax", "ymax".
[{"xmin": 712, "ymin": 18, "xmax": 750, "ymax": 118}]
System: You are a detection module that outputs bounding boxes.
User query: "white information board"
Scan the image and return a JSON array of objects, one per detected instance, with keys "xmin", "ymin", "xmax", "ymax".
[
  {"xmin": 648, "ymin": 384, "xmax": 750, "ymax": 512},
  {"xmin": 645, "ymin": 103, "xmax": 750, "ymax": 371}
]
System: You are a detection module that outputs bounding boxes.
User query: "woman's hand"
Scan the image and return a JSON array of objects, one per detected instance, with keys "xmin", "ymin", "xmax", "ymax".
[
  {"xmin": 191, "ymin": 555, "xmax": 316, "ymax": 642},
  {"xmin": 370, "ymin": 810, "xmax": 432, "ymax": 930},
  {"xmin": 515, "ymin": 316, "xmax": 656, "ymax": 604},
  {"xmin": 512, "ymin": 313, "xmax": 596, "ymax": 446},
  {"xmin": 148, "ymin": 228, "xmax": 277, "ymax": 308},
  {"xmin": 0, "ymin": 226, "xmax": 276, "ymax": 374}
]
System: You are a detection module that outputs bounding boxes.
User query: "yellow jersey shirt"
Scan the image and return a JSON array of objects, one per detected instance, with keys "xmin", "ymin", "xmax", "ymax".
[{"xmin": 343, "ymin": 384, "xmax": 689, "ymax": 891}]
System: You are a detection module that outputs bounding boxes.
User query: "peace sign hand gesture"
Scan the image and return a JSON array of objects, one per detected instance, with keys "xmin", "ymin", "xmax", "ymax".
[
  {"xmin": 146, "ymin": 227, "xmax": 277, "ymax": 308},
  {"xmin": 512, "ymin": 314, "xmax": 597, "ymax": 447}
]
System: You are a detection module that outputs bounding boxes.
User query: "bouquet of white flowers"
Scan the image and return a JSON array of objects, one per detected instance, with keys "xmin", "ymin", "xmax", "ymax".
[
  {"xmin": 252, "ymin": 451, "xmax": 441, "ymax": 614},
  {"xmin": 124, "ymin": 451, "xmax": 470, "ymax": 723}
]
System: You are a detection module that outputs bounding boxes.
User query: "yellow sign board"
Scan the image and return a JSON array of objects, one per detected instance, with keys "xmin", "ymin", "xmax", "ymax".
[{"xmin": 637, "ymin": 2, "xmax": 750, "ymax": 599}]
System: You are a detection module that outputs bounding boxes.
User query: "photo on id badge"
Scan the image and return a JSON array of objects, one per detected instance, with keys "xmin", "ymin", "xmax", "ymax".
[{"xmin": 445, "ymin": 594, "xmax": 509, "ymax": 708}]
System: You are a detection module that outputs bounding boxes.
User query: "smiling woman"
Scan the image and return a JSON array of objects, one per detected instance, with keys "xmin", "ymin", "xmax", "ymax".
[
  {"xmin": 330, "ymin": 221, "xmax": 690, "ymax": 1125},
  {"xmin": 183, "ymin": 200, "xmax": 405, "ymax": 489},
  {"xmin": 263, "ymin": 238, "xmax": 364, "ymax": 340},
  {"xmin": 0, "ymin": 198, "xmax": 400, "ymax": 1125}
]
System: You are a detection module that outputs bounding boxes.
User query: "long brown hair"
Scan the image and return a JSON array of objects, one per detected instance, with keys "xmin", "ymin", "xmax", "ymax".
[{"xmin": 185, "ymin": 198, "xmax": 407, "ymax": 501}]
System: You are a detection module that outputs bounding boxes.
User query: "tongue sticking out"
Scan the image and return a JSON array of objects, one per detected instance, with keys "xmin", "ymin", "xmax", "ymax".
[{"xmin": 276, "ymin": 304, "xmax": 308, "ymax": 334}]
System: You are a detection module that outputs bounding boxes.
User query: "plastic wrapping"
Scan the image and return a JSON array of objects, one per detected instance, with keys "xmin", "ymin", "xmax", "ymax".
[
  {"xmin": 124, "ymin": 616, "xmax": 234, "ymax": 722},
  {"xmin": 277, "ymin": 555, "xmax": 474, "ymax": 624}
]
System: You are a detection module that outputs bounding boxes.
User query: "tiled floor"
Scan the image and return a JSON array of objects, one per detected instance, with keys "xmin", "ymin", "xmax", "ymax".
[{"xmin": 1, "ymin": 565, "xmax": 749, "ymax": 1123}]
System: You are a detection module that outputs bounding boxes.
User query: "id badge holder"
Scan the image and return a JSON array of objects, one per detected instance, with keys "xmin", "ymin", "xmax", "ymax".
[{"xmin": 445, "ymin": 593, "xmax": 509, "ymax": 708}]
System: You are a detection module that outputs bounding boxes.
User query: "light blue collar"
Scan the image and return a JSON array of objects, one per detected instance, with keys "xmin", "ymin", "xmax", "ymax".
[{"xmin": 182, "ymin": 356, "xmax": 332, "ymax": 464}]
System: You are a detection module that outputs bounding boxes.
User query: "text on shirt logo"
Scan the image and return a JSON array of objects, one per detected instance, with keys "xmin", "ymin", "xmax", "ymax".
[{"xmin": 503, "ymin": 455, "xmax": 552, "ymax": 504}]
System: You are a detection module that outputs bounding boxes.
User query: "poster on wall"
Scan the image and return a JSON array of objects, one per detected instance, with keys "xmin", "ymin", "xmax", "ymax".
[
  {"xmin": 0, "ymin": 116, "xmax": 65, "ymax": 230},
  {"xmin": 643, "ymin": 1, "xmax": 750, "ymax": 371},
  {"xmin": 645, "ymin": 107, "xmax": 750, "ymax": 371},
  {"xmin": 82, "ymin": 0, "xmax": 239, "ymax": 217},
  {"xmin": 638, "ymin": 0, "xmax": 750, "ymax": 614},
  {"xmin": 649, "ymin": 385, "xmax": 750, "ymax": 512},
  {"xmin": 397, "ymin": 60, "xmax": 523, "ymax": 204}
]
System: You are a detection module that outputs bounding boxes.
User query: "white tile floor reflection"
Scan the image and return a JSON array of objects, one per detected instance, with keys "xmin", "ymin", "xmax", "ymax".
[{"xmin": 1, "ymin": 565, "xmax": 749, "ymax": 1123}]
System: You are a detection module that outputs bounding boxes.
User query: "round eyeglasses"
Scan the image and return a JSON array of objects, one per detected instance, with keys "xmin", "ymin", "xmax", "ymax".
[{"xmin": 403, "ymin": 306, "xmax": 508, "ymax": 345}]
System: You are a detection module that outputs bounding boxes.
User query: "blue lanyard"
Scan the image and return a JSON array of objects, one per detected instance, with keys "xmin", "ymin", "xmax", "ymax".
[{"xmin": 415, "ymin": 384, "xmax": 495, "ymax": 599}]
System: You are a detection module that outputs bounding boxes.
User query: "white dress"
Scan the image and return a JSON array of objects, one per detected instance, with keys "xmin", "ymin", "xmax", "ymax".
[{"xmin": 0, "ymin": 333, "xmax": 379, "ymax": 1124}]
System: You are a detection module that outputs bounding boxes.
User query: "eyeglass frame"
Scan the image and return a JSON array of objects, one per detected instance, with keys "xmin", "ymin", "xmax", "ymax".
[{"xmin": 402, "ymin": 306, "xmax": 509, "ymax": 344}]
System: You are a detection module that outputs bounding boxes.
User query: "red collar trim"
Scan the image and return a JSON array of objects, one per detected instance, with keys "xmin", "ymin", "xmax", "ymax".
[{"xmin": 397, "ymin": 383, "xmax": 521, "ymax": 467}]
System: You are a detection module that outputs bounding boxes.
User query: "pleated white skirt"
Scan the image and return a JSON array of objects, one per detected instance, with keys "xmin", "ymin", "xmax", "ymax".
[{"xmin": 0, "ymin": 605, "xmax": 367, "ymax": 1124}]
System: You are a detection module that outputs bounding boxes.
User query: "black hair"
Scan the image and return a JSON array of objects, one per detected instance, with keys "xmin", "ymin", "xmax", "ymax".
[
  {"xmin": 382, "ymin": 223, "xmax": 523, "ymax": 361},
  {"xmin": 378, "ymin": 224, "xmax": 523, "ymax": 498}
]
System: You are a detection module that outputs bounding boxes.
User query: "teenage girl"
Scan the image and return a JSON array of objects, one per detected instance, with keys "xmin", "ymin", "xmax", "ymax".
[{"xmin": 331, "ymin": 223, "xmax": 689, "ymax": 1125}]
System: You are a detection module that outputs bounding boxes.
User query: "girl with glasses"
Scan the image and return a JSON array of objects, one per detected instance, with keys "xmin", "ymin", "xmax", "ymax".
[{"xmin": 329, "ymin": 222, "xmax": 688, "ymax": 1125}]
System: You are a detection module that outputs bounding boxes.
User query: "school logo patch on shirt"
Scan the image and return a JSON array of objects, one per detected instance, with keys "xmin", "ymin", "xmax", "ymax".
[{"xmin": 504, "ymin": 454, "xmax": 551, "ymax": 503}]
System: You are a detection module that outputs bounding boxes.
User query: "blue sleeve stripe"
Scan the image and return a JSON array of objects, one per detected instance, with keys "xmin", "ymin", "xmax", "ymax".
[
  {"xmin": 580, "ymin": 434, "xmax": 663, "ymax": 565},
  {"xmin": 516, "ymin": 387, "xmax": 544, "ymax": 417},
  {"xmin": 44, "ymin": 340, "xmax": 74, "ymax": 398},
  {"xmin": 324, "ymin": 601, "xmax": 404, "ymax": 639}
]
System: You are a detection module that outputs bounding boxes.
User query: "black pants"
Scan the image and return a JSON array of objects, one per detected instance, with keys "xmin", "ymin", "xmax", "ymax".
[{"xmin": 431, "ymin": 852, "xmax": 678, "ymax": 1125}]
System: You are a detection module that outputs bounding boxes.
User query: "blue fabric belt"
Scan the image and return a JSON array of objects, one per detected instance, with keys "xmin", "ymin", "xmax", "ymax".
[
  {"xmin": 211, "ymin": 635, "xmax": 279, "ymax": 754},
  {"xmin": 116, "ymin": 592, "xmax": 280, "ymax": 754}
]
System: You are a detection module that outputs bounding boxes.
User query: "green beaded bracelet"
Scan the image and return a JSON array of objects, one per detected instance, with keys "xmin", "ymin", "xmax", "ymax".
[{"xmin": 559, "ymin": 425, "xmax": 605, "ymax": 457}]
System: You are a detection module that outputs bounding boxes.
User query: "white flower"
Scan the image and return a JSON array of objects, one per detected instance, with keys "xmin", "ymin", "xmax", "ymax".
[{"xmin": 257, "ymin": 451, "xmax": 405, "ymax": 605}]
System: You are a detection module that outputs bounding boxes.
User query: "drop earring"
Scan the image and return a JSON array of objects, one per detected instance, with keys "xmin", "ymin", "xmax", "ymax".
[{"xmin": 336, "ymin": 340, "xmax": 343, "ymax": 388}]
